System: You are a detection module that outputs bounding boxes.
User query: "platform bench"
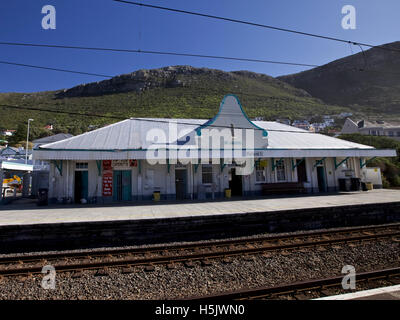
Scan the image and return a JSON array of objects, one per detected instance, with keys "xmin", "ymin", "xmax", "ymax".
[{"xmin": 261, "ymin": 182, "xmax": 306, "ymax": 195}]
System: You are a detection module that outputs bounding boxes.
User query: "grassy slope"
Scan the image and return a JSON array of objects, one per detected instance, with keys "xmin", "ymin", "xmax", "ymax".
[{"xmin": 0, "ymin": 68, "xmax": 349, "ymax": 132}]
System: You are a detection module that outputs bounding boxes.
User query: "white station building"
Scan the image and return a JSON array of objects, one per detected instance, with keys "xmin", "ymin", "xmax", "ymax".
[{"xmin": 33, "ymin": 95, "xmax": 397, "ymax": 204}]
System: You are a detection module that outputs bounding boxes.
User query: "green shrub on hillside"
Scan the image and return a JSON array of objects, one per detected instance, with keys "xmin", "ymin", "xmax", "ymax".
[{"xmin": 339, "ymin": 134, "xmax": 400, "ymax": 188}]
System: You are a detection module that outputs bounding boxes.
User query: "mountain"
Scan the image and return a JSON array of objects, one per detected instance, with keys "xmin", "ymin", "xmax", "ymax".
[
  {"xmin": 278, "ymin": 41, "xmax": 400, "ymax": 118},
  {"xmin": 0, "ymin": 65, "xmax": 348, "ymax": 133}
]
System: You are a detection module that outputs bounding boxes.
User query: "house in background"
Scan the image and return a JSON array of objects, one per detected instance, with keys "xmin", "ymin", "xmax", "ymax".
[
  {"xmin": 0, "ymin": 129, "xmax": 16, "ymax": 137},
  {"xmin": 292, "ymin": 120, "xmax": 311, "ymax": 131},
  {"xmin": 341, "ymin": 119, "xmax": 400, "ymax": 141}
]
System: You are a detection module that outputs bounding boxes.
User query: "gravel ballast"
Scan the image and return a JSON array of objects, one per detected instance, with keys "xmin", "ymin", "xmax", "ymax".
[{"xmin": 0, "ymin": 238, "xmax": 399, "ymax": 300}]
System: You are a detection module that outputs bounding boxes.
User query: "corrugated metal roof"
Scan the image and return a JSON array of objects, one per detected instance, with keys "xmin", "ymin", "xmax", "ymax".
[
  {"xmin": 33, "ymin": 94, "xmax": 397, "ymax": 160},
  {"xmin": 37, "ymin": 118, "xmax": 375, "ymax": 151}
]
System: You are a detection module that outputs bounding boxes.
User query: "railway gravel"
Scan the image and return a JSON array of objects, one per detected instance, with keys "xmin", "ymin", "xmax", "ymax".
[{"xmin": 0, "ymin": 237, "xmax": 398, "ymax": 300}]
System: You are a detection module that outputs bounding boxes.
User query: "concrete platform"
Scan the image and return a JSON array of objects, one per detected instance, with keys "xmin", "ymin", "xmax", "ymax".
[
  {"xmin": 0, "ymin": 189, "xmax": 399, "ymax": 227},
  {"xmin": 316, "ymin": 285, "xmax": 400, "ymax": 300}
]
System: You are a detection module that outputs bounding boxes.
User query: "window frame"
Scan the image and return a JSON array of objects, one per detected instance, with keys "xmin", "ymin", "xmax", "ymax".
[
  {"xmin": 275, "ymin": 160, "xmax": 287, "ymax": 182},
  {"xmin": 75, "ymin": 162, "xmax": 88, "ymax": 171},
  {"xmin": 255, "ymin": 160, "xmax": 267, "ymax": 183},
  {"xmin": 201, "ymin": 164, "xmax": 213, "ymax": 185}
]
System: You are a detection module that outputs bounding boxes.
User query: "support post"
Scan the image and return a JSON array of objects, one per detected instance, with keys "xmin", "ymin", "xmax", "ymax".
[
  {"xmin": 272, "ymin": 158, "xmax": 284, "ymax": 172},
  {"xmin": 52, "ymin": 160, "xmax": 63, "ymax": 176},
  {"xmin": 360, "ymin": 157, "xmax": 377, "ymax": 169},
  {"xmin": 334, "ymin": 157, "xmax": 350, "ymax": 170},
  {"xmin": 292, "ymin": 158, "xmax": 305, "ymax": 171},
  {"xmin": 96, "ymin": 160, "xmax": 102, "ymax": 176}
]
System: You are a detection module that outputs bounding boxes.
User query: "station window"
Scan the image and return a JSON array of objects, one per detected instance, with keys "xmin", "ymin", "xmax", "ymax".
[
  {"xmin": 76, "ymin": 162, "xmax": 88, "ymax": 170},
  {"xmin": 202, "ymin": 165, "xmax": 213, "ymax": 184},
  {"xmin": 255, "ymin": 161, "xmax": 267, "ymax": 183},
  {"xmin": 275, "ymin": 160, "xmax": 286, "ymax": 182}
]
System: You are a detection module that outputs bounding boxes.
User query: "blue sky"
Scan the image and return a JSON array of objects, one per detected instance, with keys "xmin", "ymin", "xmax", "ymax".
[{"xmin": 0, "ymin": 0, "xmax": 399, "ymax": 92}]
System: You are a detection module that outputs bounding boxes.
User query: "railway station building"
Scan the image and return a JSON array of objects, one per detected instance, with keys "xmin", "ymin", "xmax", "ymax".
[{"xmin": 33, "ymin": 95, "xmax": 397, "ymax": 204}]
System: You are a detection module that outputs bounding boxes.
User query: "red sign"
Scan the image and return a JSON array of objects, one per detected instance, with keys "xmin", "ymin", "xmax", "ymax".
[
  {"xmin": 103, "ymin": 160, "xmax": 112, "ymax": 171},
  {"xmin": 129, "ymin": 159, "xmax": 138, "ymax": 167},
  {"xmin": 102, "ymin": 170, "xmax": 113, "ymax": 197}
]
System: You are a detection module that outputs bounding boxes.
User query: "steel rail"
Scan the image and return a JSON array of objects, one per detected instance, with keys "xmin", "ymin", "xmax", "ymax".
[
  {"xmin": 185, "ymin": 267, "xmax": 400, "ymax": 300},
  {"xmin": 0, "ymin": 223, "xmax": 398, "ymax": 265},
  {"xmin": 0, "ymin": 224, "xmax": 398, "ymax": 277}
]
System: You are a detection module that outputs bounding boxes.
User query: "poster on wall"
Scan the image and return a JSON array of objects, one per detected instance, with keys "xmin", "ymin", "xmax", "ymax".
[
  {"xmin": 103, "ymin": 160, "xmax": 112, "ymax": 171},
  {"xmin": 112, "ymin": 160, "xmax": 129, "ymax": 168},
  {"xmin": 102, "ymin": 171, "xmax": 113, "ymax": 197}
]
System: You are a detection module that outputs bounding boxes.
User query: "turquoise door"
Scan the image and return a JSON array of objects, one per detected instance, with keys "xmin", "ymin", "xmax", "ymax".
[
  {"xmin": 81, "ymin": 171, "xmax": 88, "ymax": 200},
  {"xmin": 113, "ymin": 170, "xmax": 132, "ymax": 201},
  {"xmin": 317, "ymin": 166, "xmax": 327, "ymax": 192}
]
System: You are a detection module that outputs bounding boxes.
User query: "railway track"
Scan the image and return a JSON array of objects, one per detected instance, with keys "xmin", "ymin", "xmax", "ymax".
[
  {"xmin": 0, "ymin": 223, "xmax": 399, "ymax": 277},
  {"xmin": 186, "ymin": 267, "xmax": 400, "ymax": 300}
]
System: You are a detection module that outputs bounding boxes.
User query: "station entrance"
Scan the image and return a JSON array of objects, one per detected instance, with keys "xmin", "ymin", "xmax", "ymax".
[{"xmin": 229, "ymin": 168, "xmax": 243, "ymax": 196}]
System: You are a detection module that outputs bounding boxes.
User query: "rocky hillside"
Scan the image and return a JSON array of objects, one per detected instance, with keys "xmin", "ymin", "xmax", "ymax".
[
  {"xmin": 278, "ymin": 41, "xmax": 400, "ymax": 118},
  {"xmin": 56, "ymin": 65, "xmax": 312, "ymax": 98},
  {"xmin": 0, "ymin": 66, "xmax": 347, "ymax": 132}
]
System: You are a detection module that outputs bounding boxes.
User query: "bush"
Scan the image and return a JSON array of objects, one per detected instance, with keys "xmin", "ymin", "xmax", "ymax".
[
  {"xmin": 339, "ymin": 134, "xmax": 400, "ymax": 188},
  {"xmin": 382, "ymin": 176, "xmax": 391, "ymax": 188}
]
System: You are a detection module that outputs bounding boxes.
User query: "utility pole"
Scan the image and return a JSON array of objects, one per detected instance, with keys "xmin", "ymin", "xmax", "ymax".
[{"xmin": 25, "ymin": 118, "xmax": 34, "ymax": 164}]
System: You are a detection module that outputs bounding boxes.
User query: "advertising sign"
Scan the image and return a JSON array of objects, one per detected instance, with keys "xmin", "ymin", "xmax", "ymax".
[{"xmin": 102, "ymin": 170, "xmax": 113, "ymax": 197}]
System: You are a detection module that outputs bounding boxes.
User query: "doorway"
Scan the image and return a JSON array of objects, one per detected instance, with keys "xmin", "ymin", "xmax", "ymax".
[
  {"xmin": 229, "ymin": 168, "xmax": 243, "ymax": 196},
  {"xmin": 296, "ymin": 159, "xmax": 307, "ymax": 183},
  {"xmin": 113, "ymin": 170, "xmax": 132, "ymax": 201},
  {"xmin": 175, "ymin": 169, "xmax": 187, "ymax": 200},
  {"xmin": 74, "ymin": 171, "xmax": 88, "ymax": 203},
  {"xmin": 316, "ymin": 166, "xmax": 327, "ymax": 192}
]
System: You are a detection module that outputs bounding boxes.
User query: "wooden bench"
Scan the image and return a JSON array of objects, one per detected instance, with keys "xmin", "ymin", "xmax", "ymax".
[{"xmin": 261, "ymin": 182, "xmax": 305, "ymax": 195}]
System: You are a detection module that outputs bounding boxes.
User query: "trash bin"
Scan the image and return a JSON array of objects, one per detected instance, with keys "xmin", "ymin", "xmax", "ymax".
[
  {"xmin": 365, "ymin": 182, "xmax": 373, "ymax": 190},
  {"xmin": 153, "ymin": 191, "xmax": 160, "ymax": 202},
  {"xmin": 361, "ymin": 182, "xmax": 368, "ymax": 191},
  {"xmin": 224, "ymin": 188, "xmax": 231, "ymax": 198},
  {"xmin": 351, "ymin": 178, "xmax": 362, "ymax": 191},
  {"xmin": 338, "ymin": 178, "xmax": 351, "ymax": 191},
  {"xmin": 37, "ymin": 188, "xmax": 48, "ymax": 206}
]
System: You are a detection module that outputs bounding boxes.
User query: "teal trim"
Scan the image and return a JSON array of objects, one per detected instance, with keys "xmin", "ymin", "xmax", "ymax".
[
  {"xmin": 194, "ymin": 161, "xmax": 200, "ymax": 173},
  {"xmin": 81, "ymin": 171, "xmax": 88, "ymax": 200},
  {"xmin": 195, "ymin": 94, "xmax": 268, "ymax": 137},
  {"xmin": 271, "ymin": 158, "xmax": 284, "ymax": 172},
  {"xmin": 334, "ymin": 157, "xmax": 350, "ymax": 170},
  {"xmin": 96, "ymin": 160, "xmax": 102, "ymax": 176},
  {"xmin": 360, "ymin": 157, "xmax": 377, "ymax": 169},
  {"xmin": 52, "ymin": 160, "xmax": 63, "ymax": 176},
  {"xmin": 220, "ymin": 158, "xmax": 226, "ymax": 172},
  {"xmin": 314, "ymin": 157, "xmax": 326, "ymax": 168},
  {"xmin": 291, "ymin": 158, "xmax": 305, "ymax": 171},
  {"xmin": 37, "ymin": 147, "xmax": 387, "ymax": 152},
  {"xmin": 113, "ymin": 170, "xmax": 132, "ymax": 202}
]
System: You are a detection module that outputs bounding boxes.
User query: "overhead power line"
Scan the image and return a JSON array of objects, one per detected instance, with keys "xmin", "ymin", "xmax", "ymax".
[
  {"xmin": 113, "ymin": 0, "xmax": 400, "ymax": 53},
  {"xmin": 0, "ymin": 103, "xmax": 320, "ymax": 134},
  {"xmin": 0, "ymin": 41, "xmax": 318, "ymax": 68},
  {"xmin": 0, "ymin": 104, "xmax": 125, "ymax": 120},
  {"xmin": 0, "ymin": 60, "xmax": 113, "ymax": 78}
]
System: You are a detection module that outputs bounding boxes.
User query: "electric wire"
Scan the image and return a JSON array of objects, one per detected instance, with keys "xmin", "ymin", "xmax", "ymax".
[{"xmin": 113, "ymin": 0, "xmax": 400, "ymax": 53}]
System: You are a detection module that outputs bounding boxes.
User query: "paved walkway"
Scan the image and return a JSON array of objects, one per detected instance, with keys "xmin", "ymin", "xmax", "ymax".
[
  {"xmin": 316, "ymin": 284, "xmax": 400, "ymax": 300},
  {"xmin": 0, "ymin": 189, "xmax": 399, "ymax": 226}
]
